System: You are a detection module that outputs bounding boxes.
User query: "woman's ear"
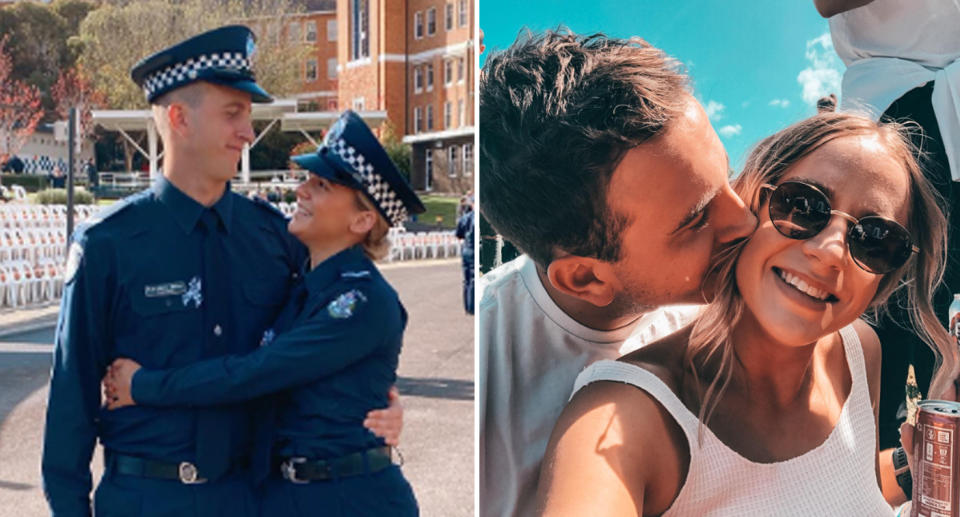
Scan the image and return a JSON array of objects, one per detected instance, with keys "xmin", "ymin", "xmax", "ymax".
[
  {"xmin": 546, "ymin": 256, "xmax": 621, "ymax": 308},
  {"xmin": 349, "ymin": 210, "xmax": 377, "ymax": 235}
]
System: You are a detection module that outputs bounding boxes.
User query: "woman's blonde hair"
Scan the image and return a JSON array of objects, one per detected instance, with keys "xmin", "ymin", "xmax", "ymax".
[
  {"xmin": 354, "ymin": 191, "xmax": 392, "ymax": 261},
  {"xmin": 687, "ymin": 111, "xmax": 954, "ymax": 434}
]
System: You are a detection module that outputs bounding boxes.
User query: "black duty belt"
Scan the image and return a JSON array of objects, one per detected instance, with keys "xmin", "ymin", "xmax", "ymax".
[
  {"xmin": 277, "ymin": 446, "xmax": 394, "ymax": 483},
  {"xmin": 107, "ymin": 451, "xmax": 247, "ymax": 484}
]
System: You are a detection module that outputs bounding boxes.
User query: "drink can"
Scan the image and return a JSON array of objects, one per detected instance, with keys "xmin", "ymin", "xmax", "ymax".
[
  {"xmin": 949, "ymin": 294, "xmax": 960, "ymax": 338},
  {"xmin": 912, "ymin": 400, "xmax": 960, "ymax": 517}
]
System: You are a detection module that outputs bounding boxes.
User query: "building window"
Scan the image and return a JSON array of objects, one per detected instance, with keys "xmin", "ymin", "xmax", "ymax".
[
  {"xmin": 426, "ymin": 105, "xmax": 434, "ymax": 130},
  {"xmin": 445, "ymin": 3, "xmax": 453, "ymax": 31},
  {"xmin": 425, "ymin": 149, "xmax": 433, "ymax": 190},
  {"xmin": 459, "ymin": 0, "xmax": 468, "ymax": 26},
  {"xmin": 414, "ymin": 11, "xmax": 423, "ymax": 39},
  {"xmin": 458, "ymin": 99, "xmax": 465, "ymax": 127},
  {"xmin": 448, "ymin": 145, "xmax": 458, "ymax": 177},
  {"xmin": 414, "ymin": 66, "xmax": 423, "ymax": 93},
  {"xmin": 327, "ymin": 19, "xmax": 337, "ymax": 41},
  {"xmin": 444, "ymin": 59, "xmax": 453, "ymax": 86},
  {"xmin": 327, "ymin": 58, "xmax": 337, "ymax": 79},
  {"xmin": 414, "ymin": 107, "xmax": 422, "ymax": 133},
  {"xmin": 327, "ymin": 99, "xmax": 338, "ymax": 110},
  {"xmin": 463, "ymin": 143, "xmax": 473, "ymax": 175},
  {"xmin": 457, "ymin": 57, "xmax": 465, "ymax": 83},
  {"xmin": 426, "ymin": 7, "xmax": 436, "ymax": 36},
  {"xmin": 426, "ymin": 63, "xmax": 434, "ymax": 91},
  {"xmin": 305, "ymin": 21, "xmax": 317, "ymax": 42},
  {"xmin": 444, "ymin": 101, "xmax": 451, "ymax": 128},
  {"xmin": 351, "ymin": 0, "xmax": 369, "ymax": 60},
  {"xmin": 305, "ymin": 58, "xmax": 318, "ymax": 81},
  {"xmin": 353, "ymin": 97, "xmax": 365, "ymax": 111},
  {"xmin": 288, "ymin": 21, "xmax": 300, "ymax": 42}
]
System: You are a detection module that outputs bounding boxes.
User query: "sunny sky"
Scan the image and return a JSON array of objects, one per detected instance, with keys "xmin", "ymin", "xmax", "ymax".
[{"xmin": 479, "ymin": 1, "xmax": 843, "ymax": 172}]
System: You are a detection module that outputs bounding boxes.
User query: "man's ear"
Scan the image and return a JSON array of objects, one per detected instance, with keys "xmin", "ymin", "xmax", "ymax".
[
  {"xmin": 349, "ymin": 210, "xmax": 376, "ymax": 235},
  {"xmin": 167, "ymin": 103, "xmax": 190, "ymax": 137},
  {"xmin": 546, "ymin": 256, "xmax": 621, "ymax": 308}
]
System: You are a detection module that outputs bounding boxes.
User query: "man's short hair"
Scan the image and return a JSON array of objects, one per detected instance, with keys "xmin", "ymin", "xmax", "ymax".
[{"xmin": 479, "ymin": 29, "xmax": 688, "ymax": 267}]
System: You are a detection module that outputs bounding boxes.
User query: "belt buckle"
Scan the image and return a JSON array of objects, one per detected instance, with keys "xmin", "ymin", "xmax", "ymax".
[
  {"xmin": 178, "ymin": 462, "xmax": 208, "ymax": 484},
  {"xmin": 281, "ymin": 457, "xmax": 309, "ymax": 484}
]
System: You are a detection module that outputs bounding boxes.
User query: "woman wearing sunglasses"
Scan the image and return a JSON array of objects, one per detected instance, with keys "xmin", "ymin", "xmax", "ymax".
[{"xmin": 535, "ymin": 111, "xmax": 957, "ymax": 516}]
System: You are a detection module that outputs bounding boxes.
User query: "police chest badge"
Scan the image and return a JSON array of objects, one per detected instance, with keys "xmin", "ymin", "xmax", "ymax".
[
  {"xmin": 181, "ymin": 276, "xmax": 203, "ymax": 308},
  {"xmin": 327, "ymin": 289, "xmax": 367, "ymax": 319},
  {"xmin": 65, "ymin": 242, "xmax": 83, "ymax": 284}
]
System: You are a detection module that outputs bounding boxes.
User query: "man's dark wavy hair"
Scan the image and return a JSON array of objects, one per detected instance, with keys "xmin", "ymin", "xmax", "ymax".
[{"xmin": 479, "ymin": 29, "xmax": 689, "ymax": 267}]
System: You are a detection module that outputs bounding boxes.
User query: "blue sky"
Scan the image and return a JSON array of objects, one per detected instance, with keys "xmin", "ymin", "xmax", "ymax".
[{"xmin": 479, "ymin": 1, "xmax": 844, "ymax": 171}]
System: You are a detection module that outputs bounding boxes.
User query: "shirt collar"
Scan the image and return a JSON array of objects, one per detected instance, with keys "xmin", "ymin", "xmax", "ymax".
[
  {"xmin": 304, "ymin": 245, "xmax": 368, "ymax": 296},
  {"xmin": 154, "ymin": 176, "xmax": 234, "ymax": 234}
]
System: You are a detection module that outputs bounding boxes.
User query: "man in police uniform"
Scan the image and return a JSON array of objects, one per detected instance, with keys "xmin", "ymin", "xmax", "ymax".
[{"xmin": 41, "ymin": 26, "xmax": 400, "ymax": 517}]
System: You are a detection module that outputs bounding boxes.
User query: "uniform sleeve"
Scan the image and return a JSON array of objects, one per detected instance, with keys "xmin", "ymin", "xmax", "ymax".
[
  {"xmin": 42, "ymin": 233, "xmax": 112, "ymax": 517},
  {"xmin": 132, "ymin": 286, "xmax": 388, "ymax": 407}
]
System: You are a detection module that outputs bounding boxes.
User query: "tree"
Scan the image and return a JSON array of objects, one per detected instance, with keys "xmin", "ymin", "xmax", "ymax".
[
  {"xmin": 51, "ymin": 66, "xmax": 106, "ymax": 141},
  {"xmin": 76, "ymin": 0, "xmax": 311, "ymax": 110},
  {"xmin": 0, "ymin": 36, "xmax": 43, "ymax": 164},
  {"xmin": 380, "ymin": 121, "xmax": 412, "ymax": 183}
]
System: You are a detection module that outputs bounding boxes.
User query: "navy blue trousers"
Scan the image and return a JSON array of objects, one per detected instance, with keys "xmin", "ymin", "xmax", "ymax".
[
  {"xmin": 257, "ymin": 465, "xmax": 418, "ymax": 517},
  {"xmin": 93, "ymin": 470, "xmax": 257, "ymax": 517}
]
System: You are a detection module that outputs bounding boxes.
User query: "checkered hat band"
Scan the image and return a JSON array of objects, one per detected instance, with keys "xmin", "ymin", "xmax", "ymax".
[
  {"xmin": 142, "ymin": 52, "xmax": 251, "ymax": 99},
  {"xmin": 330, "ymin": 138, "xmax": 408, "ymax": 226}
]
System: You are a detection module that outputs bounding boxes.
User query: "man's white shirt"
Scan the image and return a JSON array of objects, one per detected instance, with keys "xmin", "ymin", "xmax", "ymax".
[{"xmin": 478, "ymin": 255, "xmax": 701, "ymax": 517}]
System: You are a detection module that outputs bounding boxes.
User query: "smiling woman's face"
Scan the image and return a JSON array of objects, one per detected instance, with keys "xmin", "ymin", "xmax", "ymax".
[{"xmin": 735, "ymin": 134, "xmax": 912, "ymax": 346}]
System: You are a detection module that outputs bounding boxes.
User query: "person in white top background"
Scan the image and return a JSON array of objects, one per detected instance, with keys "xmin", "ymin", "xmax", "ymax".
[
  {"xmin": 815, "ymin": 0, "xmax": 960, "ymax": 504},
  {"xmin": 538, "ymin": 111, "xmax": 955, "ymax": 517},
  {"xmin": 477, "ymin": 30, "xmax": 757, "ymax": 517}
]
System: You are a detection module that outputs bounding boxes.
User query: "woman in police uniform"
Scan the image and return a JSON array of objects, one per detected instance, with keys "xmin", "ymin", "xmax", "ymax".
[{"xmin": 104, "ymin": 110, "xmax": 423, "ymax": 516}]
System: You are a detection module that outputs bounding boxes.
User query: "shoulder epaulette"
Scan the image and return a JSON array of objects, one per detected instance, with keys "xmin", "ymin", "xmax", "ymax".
[{"xmin": 250, "ymin": 196, "xmax": 289, "ymax": 220}]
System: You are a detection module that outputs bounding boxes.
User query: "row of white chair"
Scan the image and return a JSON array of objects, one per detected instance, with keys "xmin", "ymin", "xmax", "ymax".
[
  {"xmin": 0, "ymin": 185, "xmax": 27, "ymax": 201},
  {"xmin": 0, "ymin": 258, "xmax": 66, "ymax": 309},
  {"xmin": 386, "ymin": 231, "xmax": 462, "ymax": 262},
  {"xmin": 0, "ymin": 203, "xmax": 97, "ymax": 229}
]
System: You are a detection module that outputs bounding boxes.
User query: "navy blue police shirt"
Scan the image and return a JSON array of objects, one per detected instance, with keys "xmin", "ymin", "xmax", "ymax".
[
  {"xmin": 129, "ymin": 244, "xmax": 407, "ymax": 460},
  {"xmin": 41, "ymin": 176, "xmax": 306, "ymax": 515}
]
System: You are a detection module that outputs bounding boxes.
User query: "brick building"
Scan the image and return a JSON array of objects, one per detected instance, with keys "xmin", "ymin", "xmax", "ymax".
[
  {"xmin": 288, "ymin": 0, "xmax": 340, "ymax": 110},
  {"xmin": 335, "ymin": 0, "xmax": 474, "ymax": 194}
]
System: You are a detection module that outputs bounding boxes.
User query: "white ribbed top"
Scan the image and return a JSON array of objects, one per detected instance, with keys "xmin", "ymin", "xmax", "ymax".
[{"xmin": 571, "ymin": 325, "xmax": 893, "ymax": 516}]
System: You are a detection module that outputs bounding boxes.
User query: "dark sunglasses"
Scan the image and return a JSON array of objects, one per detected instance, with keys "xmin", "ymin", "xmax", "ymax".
[{"xmin": 759, "ymin": 181, "xmax": 919, "ymax": 274}]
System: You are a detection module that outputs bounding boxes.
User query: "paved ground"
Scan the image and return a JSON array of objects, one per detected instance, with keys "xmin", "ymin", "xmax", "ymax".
[{"xmin": 0, "ymin": 259, "xmax": 474, "ymax": 517}]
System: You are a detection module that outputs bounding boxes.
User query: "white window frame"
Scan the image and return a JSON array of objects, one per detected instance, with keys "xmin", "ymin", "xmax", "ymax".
[
  {"xmin": 448, "ymin": 145, "xmax": 458, "ymax": 177},
  {"xmin": 424, "ymin": 149, "xmax": 433, "ymax": 191},
  {"xmin": 444, "ymin": 59, "xmax": 453, "ymax": 87},
  {"xmin": 444, "ymin": 101, "xmax": 451, "ymax": 129},
  {"xmin": 457, "ymin": 57, "xmax": 465, "ymax": 83},
  {"xmin": 463, "ymin": 143, "xmax": 473, "ymax": 175},
  {"xmin": 458, "ymin": 99, "xmax": 465, "ymax": 127},
  {"xmin": 426, "ymin": 7, "xmax": 436, "ymax": 36},
  {"xmin": 426, "ymin": 105, "xmax": 434, "ymax": 130},
  {"xmin": 304, "ymin": 58, "xmax": 318, "ymax": 81},
  {"xmin": 414, "ymin": 107, "xmax": 422, "ymax": 133},
  {"xmin": 459, "ymin": 0, "xmax": 468, "ymax": 27},
  {"xmin": 351, "ymin": 0, "xmax": 369, "ymax": 61},
  {"xmin": 352, "ymin": 97, "xmax": 365, "ymax": 111},
  {"xmin": 414, "ymin": 66, "xmax": 423, "ymax": 93},
  {"xmin": 426, "ymin": 63, "xmax": 434, "ymax": 91},
  {"xmin": 327, "ymin": 57, "xmax": 337, "ymax": 79},
  {"xmin": 305, "ymin": 21, "xmax": 317, "ymax": 42},
  {"xmin": 445, "ymin": 3, "xmax": 453, "ymax": 31},
  {"xmin": 414, "ymin": 11, "xmax": 423, "ymax": 39},
  {"xmin": 327, "ymin": 19, "xmax": 337, "ymax": 41}
]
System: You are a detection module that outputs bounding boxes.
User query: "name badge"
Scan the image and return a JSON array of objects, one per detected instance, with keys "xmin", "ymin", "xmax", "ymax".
[{"xmin": 144, "ymin": 281, "xmax": 187, "ymax": 298}]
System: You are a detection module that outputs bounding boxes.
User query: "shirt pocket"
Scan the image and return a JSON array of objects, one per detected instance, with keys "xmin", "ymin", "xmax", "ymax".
[
  {"xmin": 130, "ymin": 292, "xmax": 196, "ymax": 317},
  {"xmin": 241, "ymin": 280, "xmax": 287, "ymax": 309}
]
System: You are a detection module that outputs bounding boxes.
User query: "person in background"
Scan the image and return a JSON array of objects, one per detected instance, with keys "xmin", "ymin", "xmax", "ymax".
[{"xmin": 456, "ymin": 195, "xmax": 475, "ymax": 315}]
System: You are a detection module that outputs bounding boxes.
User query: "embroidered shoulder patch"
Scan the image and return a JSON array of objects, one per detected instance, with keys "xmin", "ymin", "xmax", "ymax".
[
  {"xmin": 259, "ymin": 328, "xmax": 277, "ymax": 347},
  {"xmin": 327, "ymin": 289, "xmax": 368, "ymax": 319},
  {"xmin": 65, "ymin": 242, "xmax": 84, "ymax": 284}
]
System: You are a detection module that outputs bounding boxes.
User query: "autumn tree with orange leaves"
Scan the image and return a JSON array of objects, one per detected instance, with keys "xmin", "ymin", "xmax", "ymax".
[
  {"xmin": 51, "ymin": 66, "xmax": 105, "ymax": 142},
  {"xmin": 0, "ymin": 36, "xmax": 43, "ymax": 164}
]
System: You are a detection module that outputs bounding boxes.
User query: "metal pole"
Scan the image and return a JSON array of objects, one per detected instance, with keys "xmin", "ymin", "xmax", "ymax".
[{"xmin": 66, "ymin": 107, "xmax": 76, "ymax": 251}]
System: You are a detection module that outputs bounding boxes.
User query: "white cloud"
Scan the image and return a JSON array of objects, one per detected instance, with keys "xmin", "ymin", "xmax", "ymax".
[
  {"xmin": 741, "ymin": 101, "xmax": 751, "ymax": 108},
  {"xmin": 718, "ymin": 124, "xmax": 742, "ymax": 138},
  {"xmin": 769, "ymin": 98, "xmax": 791, "ymax": 108},
  {"xmin": 797, "ymin": 33, "xmax": 843, "ymax": 106},
  {"xmin": 704, "ymin": 100, "xmax": 725, "ymax": 121}
]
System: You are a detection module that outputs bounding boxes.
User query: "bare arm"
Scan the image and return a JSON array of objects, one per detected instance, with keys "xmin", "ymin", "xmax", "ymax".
[
  {"xmin": 536, "ymin": 381, "xmax": 687, "ymax": 516},
  {"xmin": 813, "ymin": 0, "xmax": 876, "ymax": 18}
]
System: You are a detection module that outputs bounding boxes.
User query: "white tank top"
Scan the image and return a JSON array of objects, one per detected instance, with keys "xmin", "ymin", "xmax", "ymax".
[{"xmin": 571, "ymin": 325, "xmax": 893, "ymax": 516}]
